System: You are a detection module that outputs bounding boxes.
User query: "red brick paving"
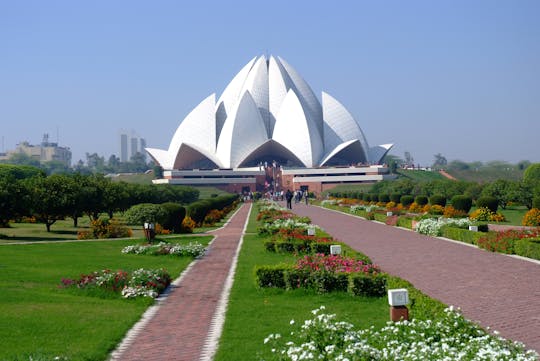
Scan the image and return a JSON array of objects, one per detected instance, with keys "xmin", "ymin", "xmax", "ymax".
[
  {"xmin": 112, "ymin": 203, "xmax": 250, "ymax": 361},
  {"xmin": 290, "ymin": 203, "xmax": 540, "ymax": 353}
]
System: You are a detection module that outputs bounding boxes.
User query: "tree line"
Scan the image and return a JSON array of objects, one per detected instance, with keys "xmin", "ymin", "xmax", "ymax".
[{"xmin": 0, "ymin": 164, "xmax": 198, "ymax": 231}]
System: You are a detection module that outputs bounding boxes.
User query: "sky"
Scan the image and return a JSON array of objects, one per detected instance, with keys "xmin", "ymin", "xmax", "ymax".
[{"xmin": 1, "ymin": 0, "xmax": 539, "ymax": 166}]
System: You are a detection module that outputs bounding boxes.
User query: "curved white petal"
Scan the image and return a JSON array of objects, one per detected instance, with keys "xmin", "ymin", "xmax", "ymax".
[
  {"xmin": 146, "ymin": 147, "xmax": 173, "ymax": 170},
  {"xmin": 169, "ymin": 93, "xmax": 216, "ymax": 154},
  {"xmin": 277, "ymin": 56, "xmax": 323, "ymax": 135},
  {"xmin": 172, "ymin": 143, "xmax": 223, "ymax": 169},
  {"xmin": 268, "ymin": 56, "xmax": 292, "ymax": 135},
  {"xmin": 240, "ymin": 56, "xmax": 270, "ymax": 136},
  {"xmin": 216, "ymin": 91, "xmax": 268, "ymax": 168},
  {"xmin": 319, "ymin": 139, "xmax": 368, "ymax": 166},
  {"xmin": 322, "ymin": 91, "xmax": 369, "ymax": 159},
  {"xmin": 273, "ymin": 89, "xmax": 323, "ymax": 167},
  {"xmin": 369, "ymin": 143, "xmax": 394, "ymax": 164},
  {"xmin": 215, "ymin": 56, "xmax": 257, "ymax": 139}
]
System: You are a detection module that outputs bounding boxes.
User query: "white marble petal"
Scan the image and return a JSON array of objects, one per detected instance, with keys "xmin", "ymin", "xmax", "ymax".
[
  {"xmin": 369, "ymin": 143, "xmax": 394, "ymax": 164},
  {"xmin": 216, "ymin": 91, "xmax": 268, "ymax": 168},
  {"xmin": 273, "ymin": 89, "xmax": 323, "ymax": 167}
]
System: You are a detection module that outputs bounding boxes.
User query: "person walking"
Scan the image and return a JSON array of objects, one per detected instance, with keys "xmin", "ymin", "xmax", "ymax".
[
  {"xmin": 285, "ymin": 189, "xmax": 293, "ymax": 209},
  {"xmin": 304, "ymin": 191, "xmax": 309, "ymax": 205}
]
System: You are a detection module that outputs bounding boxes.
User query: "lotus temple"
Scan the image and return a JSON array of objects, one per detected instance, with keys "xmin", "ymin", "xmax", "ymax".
[{"xmin": 147, "ymin": 55, "xmax": 395, "ymax": 194}]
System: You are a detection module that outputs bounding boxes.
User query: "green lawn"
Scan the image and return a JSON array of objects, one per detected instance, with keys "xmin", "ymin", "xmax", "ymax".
[
  {"xmin": 214, "ymin": 204, "xmax": 445, "ymax": 360},
  {"xmin": 0, "ymin": 235, "xmax": 211, "ymax": 361},
  {"xmin": 396, "ymin": 169, "xmax": 445, "ymax": 181}
]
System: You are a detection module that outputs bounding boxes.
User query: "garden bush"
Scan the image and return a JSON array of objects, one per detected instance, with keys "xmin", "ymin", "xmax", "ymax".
[
  {"xmin": 362, "ymin": 193, "xmax": 371, "ymax": 202},
  {"xmin": 476, "ymin": 196, "xmax": 499, "ymax": 213},
  {"xmin": 312, "ymin": 271, "xmax": 350, "ymax": 293},
  {"xmin": 348, "ymin": 273, "xmax": 387, "ymax": 297},
  {"xmin": 522, "ymin": 208, "xmax": 540, "ymax": 227},
  {"xmin": 451, "ymin": 195, "xmax": 472, "ymax": 213},
  {"xmin": 77, "ymin": 218, "xmax": 132, "ymax": 240},
  {"xmin": 160, "ymin": 202, "xmax": 186, "ymax": 233},
  {"xmin": 441, "ymin": 226, "xmax": 485, "ymax": 245},
  {"xmin": 533, "ymin": 197, "xmax": 540, "ymax": 210},
  {"xmin": 429, "ymin": 194, "xmax": 447, "ymax": 207},
  {"xmin": 400, "ymin": 195, "xmax": 414, "ymax": 207},
  {"xmin": 124, "ymin": 203, "xmax": 168, "ymax": 226},
  {"xmin": 370, "ymin": 194, "xmax": 379, "ymax": 202},
  {"xmin": 414, "ymin": 195, "xmax": 429, "ymax": 206},
  {"xmin": 390, "ymin": 193, "xmax": 402, "ymax": 203},
  {"xmin": 514, "ymin": 238, "xmax": 540, "ymax": 261},
  {"xmin": 284, "ymin": 268, "xmax": 312, "ymax": 290},
  {"xmin": 254, "ymin": 265, "xmax": 288, "ymax": 288},
  {"xmin": 379, "ymin": 194, "xmax": 390, "ymax": 203},
  {"xmin": 396, "ymin": 216, "xmax": 413, "ymax": 229}
]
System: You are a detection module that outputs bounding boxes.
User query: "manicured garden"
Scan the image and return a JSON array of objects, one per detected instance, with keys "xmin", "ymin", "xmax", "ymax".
[
  {"xmin": 214, "ymin": 201, "xmax": 537, "ymax": 360},
  {"xmin": 0, "ymin": 235, "xmax": 211, "ymax": 360}
]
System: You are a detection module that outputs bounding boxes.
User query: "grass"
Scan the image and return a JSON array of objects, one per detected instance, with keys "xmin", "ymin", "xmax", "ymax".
[
  {"xmin": 214, "ymin": 204, "xmax": 445, "ymax": 360},
  {"xmin": 396, "ymin": 169, "xmax": 445, "ymax": 181},
  {"xmin": 0, "ymin": 235, "xmax": 212, "ymax": 361}
]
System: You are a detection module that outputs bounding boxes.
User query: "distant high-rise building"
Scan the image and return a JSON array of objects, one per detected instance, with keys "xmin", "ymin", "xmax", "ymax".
[
  {"xmin": 120, "ymin": 134, "xmax": 129, "ymax": 162},
  {"xmin": 119, "ymin": 130, "xmax": 146, "ymax": 162}
]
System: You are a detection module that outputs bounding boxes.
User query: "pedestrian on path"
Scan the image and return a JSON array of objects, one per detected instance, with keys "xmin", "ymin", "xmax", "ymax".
[{"xmin": 285, "ymin": 189, "xmax": 293, "ymax": 209}]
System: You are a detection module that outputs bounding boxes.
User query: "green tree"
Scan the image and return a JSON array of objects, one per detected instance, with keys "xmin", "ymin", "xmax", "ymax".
[
  {"xmin": 24, "ymin": 175, "xmax": 74, "ymax": 232},
  {"xmin": 0, "ymin": 176, "xmax": 27, "ymax": 227},
  {"xmin": 480, "ymin": 179, "xmax": 517, "ymax": 209},
  {"xmin": 432, "ymin": 153, "xmax": 447, "ymax": 168},
  {"xmin": 5, "ymin": 153, "xmax": 41, "ymax": 167}
]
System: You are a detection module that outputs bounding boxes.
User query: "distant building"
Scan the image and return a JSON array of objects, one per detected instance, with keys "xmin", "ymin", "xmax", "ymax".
[
  {"xmin": 120, "ymin": 131, "xmax": 146, "ymax": 162},
  {"xmin": 0, "ymin": 134, "xmax": 72, "ymax": 166}
]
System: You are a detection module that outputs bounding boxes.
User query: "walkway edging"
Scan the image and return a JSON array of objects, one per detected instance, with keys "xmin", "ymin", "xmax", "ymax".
[{"xmin": 200, "ymin": 203, "xmax": 252, "ymax": 361}]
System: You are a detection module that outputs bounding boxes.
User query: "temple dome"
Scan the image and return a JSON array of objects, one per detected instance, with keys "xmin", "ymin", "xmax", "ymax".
[{"xmin": 146, "ymin": 55, "xmax": 393, "ymax": 169}]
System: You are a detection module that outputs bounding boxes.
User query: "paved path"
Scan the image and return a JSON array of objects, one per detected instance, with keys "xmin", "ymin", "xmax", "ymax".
[
  {"xmin": 290, "ymin": 203, "xmax": 540, "ymax": 353},
  {"xmin": 111, "ymin": 203, "xmax": 250, "ymax": 361}
]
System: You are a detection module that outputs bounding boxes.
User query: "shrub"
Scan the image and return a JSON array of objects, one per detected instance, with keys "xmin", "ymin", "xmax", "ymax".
[
  {"xmin": 264, "ymin": 240, "xmax": 276, "ymax": 252},
  {"xmin": 160, "ymin": 202, "xmax": 186, "ymax": 233},
  {"xmin": 348, "ymin": 273, "xmax": 387, "ymax": 297},
  {"xmin": 362, "ymin": 193, "xmax": 371, "ymax": 202},
  {"xmin": 312, "ymin": 271, "xmax": 350, "ymax": 293},
  {"xmin": 400, "ymin": 195, "xmax": 414, "ymax": 207},
  {"xmin": 414, "ymin": 195, "xmax": 429, "ymax": 206},
  {"xmin": 284, "ymin": 268, "xmax": 313, "ymax": 290},
  {"xmin": 443, "ymin": 206, "xmax": 467, "ymax": 218},
  {"xmin": 514, "ymin": 238, "xmax": 540, "ymax": 261},
  {"xmin": 440, "ymin": 226, "xmax": 485, "ymax": 245},
  {"xmin": 254, "ymin": 265, "xmax": 288, "ymax": 288},
  {"xmin": 370, "ymin": 194, "xmax": 379, "ymax": 202},
  {"xmin": 124, "ymin": 203, "xmax": 168, "ymax": 226},
  {"xmin": 203, "ymin": 209, "xmax": 224, "ymax": 226},
  {"xmin": 429, "ymin": 204, "xmax": 445, "ymax": 215},
  {"xmin": 379, "ymin": 194, "xmax": 390, "ymax": 203},
  {"xmin": 310, "ymin": 242, "xmax": 331, "ymax": 254},
  {"xmin": 477, "ymin": 234, "xmax": 514, "ymax": 254},
  {"xmin": 430, "ymin": 194, "xmax": 447, "ymax": 207},
  {"xmin": 390, "ymin": 193, "xmax": 402, "ymax": 203},
  {"xmin": 408, "ymin": 202, "xmax": 423, "ymax": 213},
  {"xmin": 522, "ymin": 208, "xmax": 540, "ymax": 227},
  {"xmin": 533, "ymin": 197, "xmax": 540, "ymax": 210},
  {"xmin": 476, "ymin": 196, "xmax": 499, "ymax": 213},
  {"xmin": 78, "ymin": 218, "xmax": 132, "ymax": 240},
  {"xmin": 180, "ymin": 216, "xmax": 196, "ymax": 233},
  {"xmin": 451, "ymin": 195, "xmax": 472, "ymax": 213}
]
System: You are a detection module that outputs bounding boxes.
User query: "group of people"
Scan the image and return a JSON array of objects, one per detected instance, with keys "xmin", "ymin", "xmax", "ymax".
[{"xmin": 285, "ymin": 189, "xmax": 309, "ymax": 209}]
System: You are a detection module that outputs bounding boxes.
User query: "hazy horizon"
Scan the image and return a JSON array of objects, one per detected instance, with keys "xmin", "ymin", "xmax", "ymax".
[{"xmin": 2, "ymin": 1, "xmax": 539, "ymax": 167}]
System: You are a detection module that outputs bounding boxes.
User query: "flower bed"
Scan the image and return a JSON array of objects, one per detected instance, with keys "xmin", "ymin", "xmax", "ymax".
[
  {"xmin": 415, "ymin": 217, "xmax": 472, "ymax": 236},
  {"xmin": 477, "ymin": 229, "xmax": 540, "ymax": 255},
  {"xmin": 121, "ymin": 241, "xmax": 206, "ymax": 257},
  {"xmin": 60, "ymin": 268, "xmax": 171, "ymax": 299},
  {"xmin": 263, "ymin": 306, "xmax": 538, "ymax": 360}
]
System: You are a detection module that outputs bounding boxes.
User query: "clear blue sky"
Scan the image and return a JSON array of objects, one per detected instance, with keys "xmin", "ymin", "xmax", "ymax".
[{"xmin": 1, "ymin": 0, "xmax": 539, "ymax": 166}]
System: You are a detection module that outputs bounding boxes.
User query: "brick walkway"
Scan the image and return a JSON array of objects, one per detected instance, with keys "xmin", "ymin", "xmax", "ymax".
[
  {"xmin": 290, "ymin": 203, "xmax": 540, "ymax": 353},
  {"xmin": 111, "ymin": 203, "xmax": 250, "ymax": 361}
]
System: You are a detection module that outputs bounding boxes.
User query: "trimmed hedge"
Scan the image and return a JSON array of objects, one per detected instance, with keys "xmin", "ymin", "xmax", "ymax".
[
  {"xmin": 400, "ymin": 195, "xmax": 414, "ymax": 207},
  {"xmin": 440, "ymin": 226, "xmax": 486, "ymax": 245},
  {"xmin": 414, "ymin": 195, "xmax": 429, "ymax": 206},
  {"xmin": 451, "ymin": 195, "xmax": 472, "ymax": 213},
  {"xmin": 396, "ymin": 216, "xmax": 413, "ymax": 229},
  {"xmin": 379, "ymin": 194, "xmax": 390, "ymax": 203},
  {"xmin": 429, "ymin": 194, "xmax": 447, "ymax": 207},
  {"xmin": 160, "ymin": 202, "xmax": 186, "ymax": 233},
  {"xmin": 254, "ymin": 265, "xmax": 288, "ymax": 288},
  {"xmin": 187, "ymin": 194, "xmax": 238, "ymax": 225},
  {"xmin": 476, "ymin": 196, "xmax": 498, "ymax": 213},
  {"xmin": 254, "ymin": 265, "xmax": 388, "ymax": 297},
  {"xmin": 390, "ymin": 193, "xmax": 402, "ymax": 203},
  {"xmin": 514, "ymin": 238, "xmax": 540, "ymax": 261},
  {"xmin": 349, "ymin": 273, "xmax": 387, "ymax": 297}
]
